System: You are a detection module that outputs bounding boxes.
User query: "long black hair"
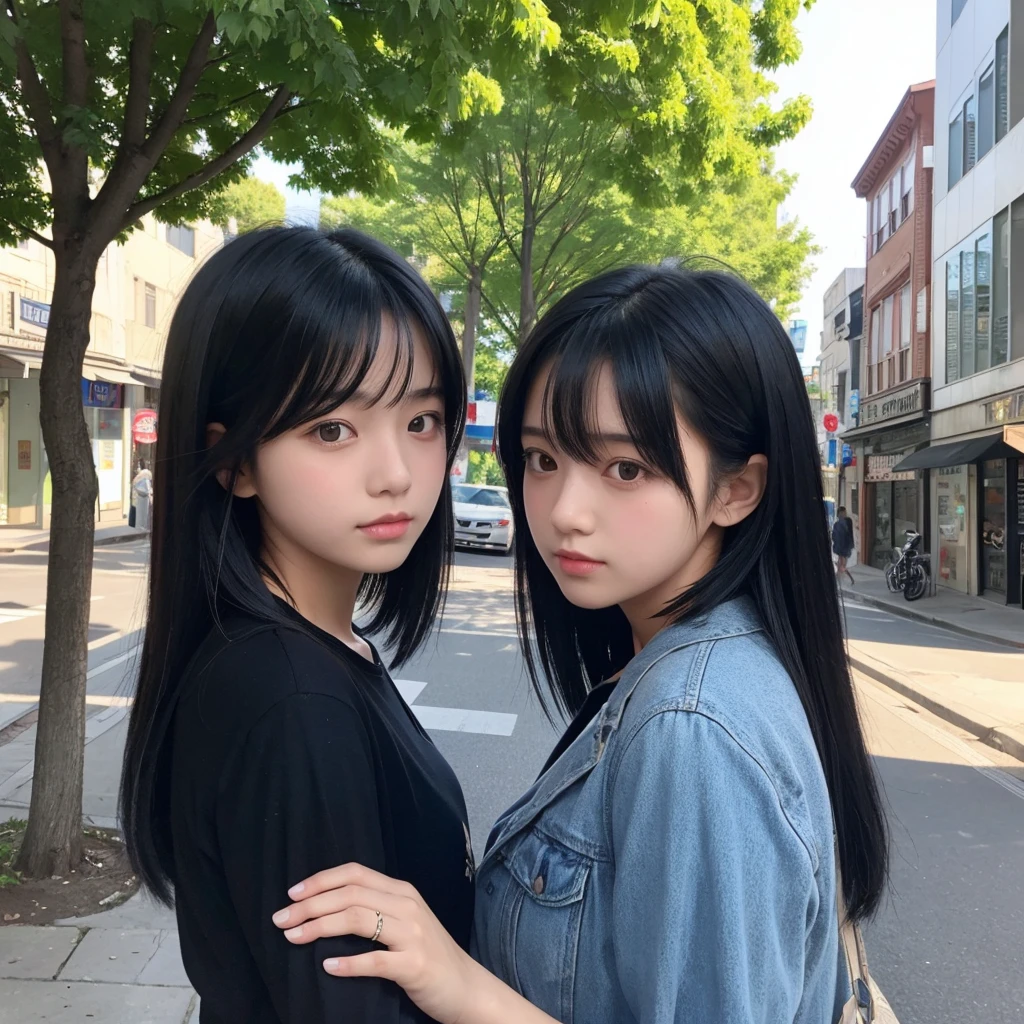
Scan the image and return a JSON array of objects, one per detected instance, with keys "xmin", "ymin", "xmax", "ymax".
[
  {"xmin": 122, "ymin": 226, "xmax": 466, "ymax": 904},
  {"xmin": 496, "ymin": 263, "xmax": 887, "ymax": 921}
]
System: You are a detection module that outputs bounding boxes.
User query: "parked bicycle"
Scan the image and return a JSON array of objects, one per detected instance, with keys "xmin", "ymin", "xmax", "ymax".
[{"xmin": 885, "ymin": 529, "xmax": 930, "ymax": 602}]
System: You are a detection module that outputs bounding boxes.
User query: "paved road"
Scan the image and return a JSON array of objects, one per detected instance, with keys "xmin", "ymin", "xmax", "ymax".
[{"xmin": 2, "ymin": 542, "xmax": 1022, "ymax": 1020}]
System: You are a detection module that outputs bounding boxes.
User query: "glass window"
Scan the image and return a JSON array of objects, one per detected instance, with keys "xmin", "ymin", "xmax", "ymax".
[
  {"xmin": 981, "ymin": 460, "xmax": 1007, "ymax": 595},
  {"xmin": 881, "ymin": 294, "xmax": 894, "ymax": 356},
  {"xmin": 166, "ymin": 224, "xmax": 195, "ymax": 258},
  {"xmin": 949, "ymin": 111, "xmax": 963, "ymax": 186},
  {"xmin": 901, "ymin": 150, "xmax": 915, "ymax": 221},
  {"xmin": 870, "ymin": 305, "xmax": 880, "ymax": 370},
  {"xmin": 945, "ymin": 259, "xmax": 960, "ymax": 384},
  {"xmin": 144, "ymin": 283, "xmax": 156, "ymax": 329},
  {"xmin": 935, "ymin": 465, "xmax": 969, "ymax": 594},
  {"xmin": 960, "ymin": 247, "xmax": 975, "ymax": 378},
  {"xmin": 871, "ymin": 484, "xmax": 893, "ymax": 570},
  {"xmin": 996, "ymin": 28, "xmax": 1009, "ymax": 143},
  {"xmin": 888, "ymin": 176, "xmax": 898, "ymax": 235},
  {"xmin": 993, "ymin": 208, "xmax": 1009, "ymax": 365},
  {"xmin": 975, "ymin": 232, "xmax": 992, "ymax": 372},
  {"xmin": 963, "ymin": 95, "xmax": 977, "ymax": 173},
  {"xmin": 978, "ymin": 64, "xmax": 995, "ymax": 159},
  {"xmin": 900, "ymin": 283, "xmax": 912, "ymax": 349}
]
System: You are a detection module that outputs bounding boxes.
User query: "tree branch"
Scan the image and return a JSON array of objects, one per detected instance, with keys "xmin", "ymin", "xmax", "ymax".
[
  {"xmin": 181, "ymin": 87, "xmax": 271, "ymax": 126},
  {"xmin": 59, "ymin": 0, "xmax": 87, "ymax": 109},
  {"xmin": 140, "ymin": 12, "xmax": 217, "ymax": 163},
  {"xmin": 123, "ymin": 18, "xmax": 154, "ymax": 147},
  {"xmin": 6, "ymin": 0, "xmax": 62, "ymax": 172},
  {"xmin": 122, "ymin": 85, "xmax": 292, "ymax": 230},
  {"xmin": 13, "ymin": 223, "xmax": 54, "ymax": 249}
]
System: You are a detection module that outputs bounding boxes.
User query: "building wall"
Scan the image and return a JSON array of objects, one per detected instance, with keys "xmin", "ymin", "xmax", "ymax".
[
  {"xmin": 932, "ymin": 0, "xmax": 1024, "ymax": 421},
  {"xmin": 5, "ymin": 377, "xmax": 41, "ymax": 524}
]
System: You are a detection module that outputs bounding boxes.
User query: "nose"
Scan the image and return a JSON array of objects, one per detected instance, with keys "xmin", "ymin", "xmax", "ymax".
[
  {"xmin": 548, "ymin": 468, "xmax": 596, "ymax": 537},
  {"xmin": 365, "ymin": 430, "xmax": 413, "ymax": 498}
]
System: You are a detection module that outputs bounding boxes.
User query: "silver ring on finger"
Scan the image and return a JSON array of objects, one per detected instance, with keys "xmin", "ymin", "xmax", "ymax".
[{"xmin": 372, "ymin": 909, "xmax": 384, "ymax": 944}]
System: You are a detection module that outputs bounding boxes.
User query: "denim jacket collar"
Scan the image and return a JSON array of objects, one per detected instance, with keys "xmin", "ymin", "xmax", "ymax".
[{"xmin": 479, "ymin": 596, "xmax": 764, "ymax": 871}]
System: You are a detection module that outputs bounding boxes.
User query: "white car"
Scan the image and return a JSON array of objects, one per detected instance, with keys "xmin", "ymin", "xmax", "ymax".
[{"xmin": 451, "ymin": 483, "xmax": 514, "ymax": 554}]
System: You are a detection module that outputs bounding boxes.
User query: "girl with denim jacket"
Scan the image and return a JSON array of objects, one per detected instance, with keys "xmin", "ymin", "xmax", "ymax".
[{"xmin": 274, "ymin": 264, "xmax": 889, "ymax": 1024}]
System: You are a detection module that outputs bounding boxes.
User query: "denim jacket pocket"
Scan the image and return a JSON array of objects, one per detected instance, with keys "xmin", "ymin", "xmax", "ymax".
[{"xmin": 500, "ymin": 827, "xmax": 592, "ymax": 1024}]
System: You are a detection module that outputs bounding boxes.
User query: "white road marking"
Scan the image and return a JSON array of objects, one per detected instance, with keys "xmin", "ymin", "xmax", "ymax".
[
  {"xmin": 393, "ymin": 678, "xmax": 518, "ymax": 737},
  {"xmin": 0, "ymin": 607, "xmax": 42, "ymax": 626},
  {"xmin": 857, "ymin": 675, "xmax": 1024, "ymax": 803}
]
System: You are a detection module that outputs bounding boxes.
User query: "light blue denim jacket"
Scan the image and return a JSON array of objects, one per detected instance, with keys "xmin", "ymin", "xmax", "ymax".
[{"xmin": 472, "ymin": 597, "xmax": 850, "ymax": 1024}]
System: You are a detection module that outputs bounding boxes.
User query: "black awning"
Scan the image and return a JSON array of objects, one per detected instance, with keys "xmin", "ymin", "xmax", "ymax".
[{"xmin": 892, "ymin": 432, "xmax": 1019, "ymax": 472}]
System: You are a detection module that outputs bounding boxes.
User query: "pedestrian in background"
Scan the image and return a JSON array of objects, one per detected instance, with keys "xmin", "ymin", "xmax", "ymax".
[
  {"xmin": 276, "ymin": 264, "xmax": 890, "ymax": 1024},
  {"xmin": 120, "ymin": 226, "xmax": 473, "ymax": 1024},
  {"xmin": 833, "ymin": 505, "xmax": 855, "ymax": 586},
  {"xmin": 129, "ymin": 459, "xmax": 152, "ymax": 530}
]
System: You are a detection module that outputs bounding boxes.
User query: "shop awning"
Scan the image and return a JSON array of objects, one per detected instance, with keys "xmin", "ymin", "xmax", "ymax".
[
  {"xmin": 1006, "ymin": 425, "xmax": 1024, "ymax": 454},
  {"xmin": 82, "ymin": 365, "xmax": 138, "ymax": 386},
  {"xmin": 892, "ymin": 431, "xmax": 1019, "ymax": 472},
  {"xmin": 130, "ymin": 368, "xmax": 162, "ymax": 388},
  {"xmin": 0, "ymin": 349, "xmax": 43, "ymax": 377}
]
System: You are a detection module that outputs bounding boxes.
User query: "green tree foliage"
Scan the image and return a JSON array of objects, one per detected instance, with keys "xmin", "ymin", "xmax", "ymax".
[
  {"xmin": 0, "ymin": 0, "xmax": 557, "ymax": 879},
  {"xmin": 219, "ymin": 175, "xmax": 286, "ymax": 234},
  {"xmin": 467, "ymin": 450, "xmax": 505, "ymax": 486}
]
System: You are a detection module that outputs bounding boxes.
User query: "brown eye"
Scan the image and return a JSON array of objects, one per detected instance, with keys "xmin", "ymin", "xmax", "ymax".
[
  {"xmin": 316, "ymin": 422, "xmax": 348, "ymax": 443},
  {"xmin": 525, "ymin": 450, "xmax": 557, "ymax": 472},
  {"xmin": 409, "ymin": 414, "xmax": 441, "ymax": 435},
  {"xmin": 617, "ymin": 462, "xmax": 641, "ymax": 482}
]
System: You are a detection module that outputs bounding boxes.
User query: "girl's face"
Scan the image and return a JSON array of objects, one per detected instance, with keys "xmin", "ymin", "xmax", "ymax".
[
  {"xmin": 235, "ymin": 319, "xmax": 448, "ymax": 579},
  {"xmin": 521, "ymin": 361, "xmax": 727, "ymax": 642}
]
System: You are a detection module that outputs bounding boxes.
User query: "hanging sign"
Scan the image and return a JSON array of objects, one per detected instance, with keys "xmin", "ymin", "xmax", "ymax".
[{"xmin": 132, "ymin": 408, "xmax": 158, "ymax": 444}]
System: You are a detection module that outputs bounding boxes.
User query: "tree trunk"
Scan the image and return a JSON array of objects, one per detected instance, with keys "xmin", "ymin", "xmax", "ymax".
[
  {"xmin": 15, "ymin": 242, "xmax": 100, "ymax": 878},
  {"xmin": 518, "ymin": 163, "xmax": 537, "ymax": 346},
  {"xmin": 462, "ymin": 265, "xmax": 482, "ymax": 396}
]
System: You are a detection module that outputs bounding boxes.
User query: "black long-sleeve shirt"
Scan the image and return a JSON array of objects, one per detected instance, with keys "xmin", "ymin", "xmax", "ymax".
[{"xmin": 168, "ymin": 603, "xmax": 475, "ymax": 1023}]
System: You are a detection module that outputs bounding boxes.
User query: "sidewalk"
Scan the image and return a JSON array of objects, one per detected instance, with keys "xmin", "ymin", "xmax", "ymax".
[
  {"xmin": 843, "ymin": 563, "xmax": 1024, "ymax": 762},
  {"xmin": 0, "ymin": 524, "xmax": 146, "ymax": 553},
  {"xmin": 1, "ymin": 712, "xmax": 201, "ymax": 1021}
]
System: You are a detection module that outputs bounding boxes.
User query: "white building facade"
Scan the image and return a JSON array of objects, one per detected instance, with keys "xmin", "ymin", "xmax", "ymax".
[{"xmin": 905, "ymin": 0, "xmax": 1024, "ymax": 605}]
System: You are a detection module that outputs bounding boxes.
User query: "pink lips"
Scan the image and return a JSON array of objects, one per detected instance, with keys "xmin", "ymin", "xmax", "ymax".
[
  {"xmin": 359, "ymin": 514, "xmax": 412, "ymax": 540},
  {"xmin": 555, "ymin": 550, "xmax": 605, "ymax": 576}
]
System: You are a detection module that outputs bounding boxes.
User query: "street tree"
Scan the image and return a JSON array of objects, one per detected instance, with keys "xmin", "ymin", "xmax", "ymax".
[
  {"xmin": 0, "ymin": 0, "xmax": 557, "ymax": 878},
  {"xmin": 219, "ymin": 175, "xmax": 285, "ymax": 234}
]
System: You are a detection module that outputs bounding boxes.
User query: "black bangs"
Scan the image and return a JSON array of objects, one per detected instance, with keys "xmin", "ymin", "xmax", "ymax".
[{"xmin": 536, "ymin": 299, "xmax": 694, "ymax": 512}]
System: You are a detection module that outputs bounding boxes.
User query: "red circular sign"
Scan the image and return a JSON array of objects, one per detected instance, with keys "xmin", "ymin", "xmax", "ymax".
[
  {"xmin": 823, "ymin": 413, "xmax": 839, "ymax": 433},
  {"xmin": 132, "ymin": 408, "xmax": 158, "ymax": 445}
]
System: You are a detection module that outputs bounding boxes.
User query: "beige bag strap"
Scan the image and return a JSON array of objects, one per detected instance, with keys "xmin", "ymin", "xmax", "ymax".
[{"xmin": 835, "ymin": 836, "xmax": 875, "ymax": 1023}]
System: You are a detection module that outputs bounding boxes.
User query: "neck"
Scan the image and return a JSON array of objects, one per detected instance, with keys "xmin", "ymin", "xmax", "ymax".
[
  {"xmin": 259, "ymin": 523, "xmax": 363, "ymax": 648},
  {"xmin": 620, "ymin": 524, "xmax": 724, "ymax": 649}
]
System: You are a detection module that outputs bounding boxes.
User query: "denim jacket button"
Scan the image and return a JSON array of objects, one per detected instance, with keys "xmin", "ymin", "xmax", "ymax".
[{"xmin": 532, "ymin": 874, "xmax": 545, "ymax": 895}]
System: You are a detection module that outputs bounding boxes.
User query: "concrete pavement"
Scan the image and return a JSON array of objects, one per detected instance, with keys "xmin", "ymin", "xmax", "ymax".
[{"xmin": 0, "ymin": 523, "xmax": 146, "ymax": 553}]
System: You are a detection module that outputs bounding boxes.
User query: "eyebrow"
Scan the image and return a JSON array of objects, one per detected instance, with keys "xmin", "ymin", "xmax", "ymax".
[
  {"xmin": 346, "ymin": 384, "xmax": 445, "ymax": 406},
  {"xmin": 520, "ymin": 425, "xmax": 635, "ymax": 445}
]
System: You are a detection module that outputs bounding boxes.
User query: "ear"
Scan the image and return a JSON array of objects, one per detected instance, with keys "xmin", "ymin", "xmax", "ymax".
[
  {"xmin": 711, "ymin": 454, "xmax": 767, "ymax": 529},
  {"xmin": 205, "ymin": 422, "xmax": 258, "ymax": 498}
]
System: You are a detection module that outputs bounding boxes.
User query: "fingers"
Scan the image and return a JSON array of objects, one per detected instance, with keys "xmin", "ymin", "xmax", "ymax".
[
  {"xmin": 287, "ymin": 863, "xmax": 419, "ymax": 901},
  {"xmin": 283, "ymin": 906, "xmax": 405, "ymax": 947},
  {"xmin": 323, "ymin": 950, "xmax": 396, "ymax": 981},
  {"xmin": 274, "ymin": 885, "xmax": 413, "ymax": 931}
]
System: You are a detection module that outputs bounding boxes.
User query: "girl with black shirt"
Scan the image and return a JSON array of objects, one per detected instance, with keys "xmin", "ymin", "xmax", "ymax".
[{"xmin": 120, "ymin": 227, "xmax": 473, "ymax": 1024}]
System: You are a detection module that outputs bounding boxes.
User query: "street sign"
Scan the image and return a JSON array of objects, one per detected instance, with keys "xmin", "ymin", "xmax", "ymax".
[
  {"xmin": 132, "ymin": 408, "xmax": 158, "ymax": 445},
  {"xmin": 849, "ymin": 389, "xmax": 860, "ymax": 417},
  {"xmin": 842, "ymin": 443, "xmax": 854, "ymax": 466},
  {"xmin": 823, "ymin": 412, "xmax": 839, "ymax": 433}
]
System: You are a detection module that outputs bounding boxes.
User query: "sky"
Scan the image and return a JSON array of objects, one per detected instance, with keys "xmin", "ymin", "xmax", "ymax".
[{"xmin": 771, "ymin": 0, "xmax": 937, "ymax": 367}]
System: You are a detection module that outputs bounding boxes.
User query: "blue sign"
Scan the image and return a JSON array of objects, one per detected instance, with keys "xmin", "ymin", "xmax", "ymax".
[
  {"xmin": 465, "ymin": 423, "xmax": 494, "ymax": 442},
  {"xmin": 826, "ymin": 438, "xmax": 837, "ymax": 467},
  {"xmin": 787, "ymin": 320, "xmax": 807, "ymax": 353},
  {"xmin": 842, "ymin": 444, "xmax": 854, "ymax": 467},
  {"xmin": 849, "ymin": 389, "xmax": 860, "ymax": 417},
  {"xmin": 20, "ymin": 297, "xmax": 50, "ymax": 328},
  {"xmin": 81, "ymin": 379, "xmax": 123, "ymax": 408}
]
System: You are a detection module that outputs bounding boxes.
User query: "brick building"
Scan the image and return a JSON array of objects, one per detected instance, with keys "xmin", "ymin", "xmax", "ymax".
[{"xmin": 843, "ymin": 82, "xmax": 936, "ymax": 569}]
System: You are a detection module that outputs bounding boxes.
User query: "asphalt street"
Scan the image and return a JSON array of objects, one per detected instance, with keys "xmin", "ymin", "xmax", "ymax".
[{"xmin": 1, "ymin": 541, "xmax": 1022, "ymax": 1021}]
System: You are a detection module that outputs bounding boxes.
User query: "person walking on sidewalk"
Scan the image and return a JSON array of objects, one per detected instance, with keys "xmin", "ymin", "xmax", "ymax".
[
  {"xmin": 119, "ymin": 227, "xmax": 473, "ymax": 1024},
  {"xmin": 129, "ymin": 459, "xmax": 152, "ymax": 530},
  {"xmin": 833, "ymin": 505, "xmax": 855, "ymax": 586}
]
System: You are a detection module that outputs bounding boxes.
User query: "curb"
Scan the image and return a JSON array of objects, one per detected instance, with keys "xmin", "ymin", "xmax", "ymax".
[
  {"xmin": 0, "ymin": 530, "xmax": 148, "ymax": 554},
  {"xmin": 843, "ymin": 587, "xmax": 1024, "ymax": 652},
  {"xmin": 849, "ymin": 653, "xmax": 1024, "ymax": 764}
]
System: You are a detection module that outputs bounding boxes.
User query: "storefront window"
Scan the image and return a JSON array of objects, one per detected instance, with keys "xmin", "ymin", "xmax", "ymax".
[
  {"xmin": 981, "ymin": 459, "xmax": 1007, "ymax": 595},
  {"xmin": 936, "ymin": 465, "xmax": 970, "ymax": 594},
  {"xmin": 893, "ymin": 480, "xmax": 918, "ymax": 547},
  {"xmin": 871, "ymin": 484, "xmax": 893, "ymax": 569}
]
